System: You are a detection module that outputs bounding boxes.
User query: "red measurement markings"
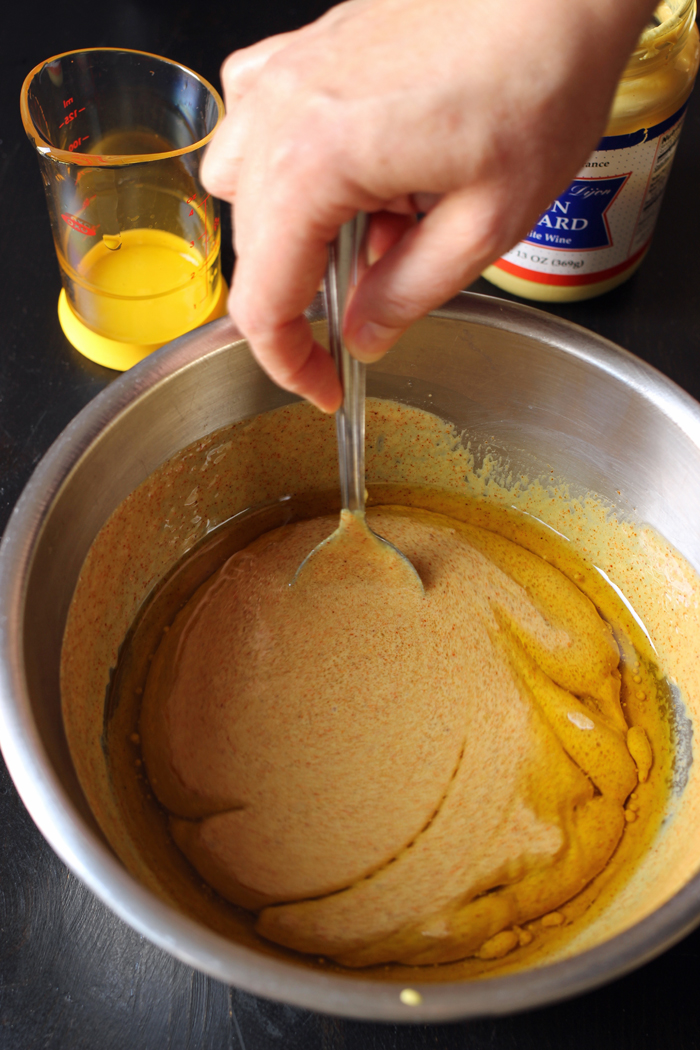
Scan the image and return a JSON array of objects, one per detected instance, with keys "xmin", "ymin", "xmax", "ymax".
[
  {"xmin": 61, "ymin": 213, "xmax": 97, "ymax": 236},
  {"xmin": 68, "ymin": 135, "xmax": 90, "ymax": 152},
  {"xmin": 187, "ymin": 198, "xmax": 218, "ymax": 296},
  {"xmin": 186, "ymin": 192, "xmax": 210, "ymax": 217},
  {"xmin": 206, "ymin": 218, "xmax": 219, "ymax": 265},
  {"xmin": 199, "ymin": 218, "xmax": 220, "ymax": 306},
  {"xmin": 196, "ymin": 214, "xmax": 217, "ymax": 255},
  {"xmin": 58, "ymin": 106, "xmax": 85, "ymax": 130},
  {"xmin": 195, "ymin": 228, "xmax": 210, "ymax": 262},
  {"xmin": 63, "ymin": 97, "xmax": 74, "ymax": 108}
]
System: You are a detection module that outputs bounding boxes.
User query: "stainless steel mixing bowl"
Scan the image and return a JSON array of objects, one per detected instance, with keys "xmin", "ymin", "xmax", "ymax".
[{"xmin": 2, "ymin": 291, "xmax": 700, "ymax": 1022}]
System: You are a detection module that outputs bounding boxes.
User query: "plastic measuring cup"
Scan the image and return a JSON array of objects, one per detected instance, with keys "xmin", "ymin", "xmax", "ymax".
[{"xmin": 20, "ymin": 48, "xmax": 227, "ymax": 370}]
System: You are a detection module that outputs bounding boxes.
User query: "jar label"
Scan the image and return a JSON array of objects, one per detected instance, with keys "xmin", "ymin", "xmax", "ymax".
[{"xmin": 492, "ymin": 102, "xmax": 688, "ymax": 287}]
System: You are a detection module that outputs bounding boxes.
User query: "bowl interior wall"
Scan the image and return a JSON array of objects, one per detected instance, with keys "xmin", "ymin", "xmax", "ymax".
[{"xmin": 12, "ymin": 301, "xmax": 700, "ymax": 1017}]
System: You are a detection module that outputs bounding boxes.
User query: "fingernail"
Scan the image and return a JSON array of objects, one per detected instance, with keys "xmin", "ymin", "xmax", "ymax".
[{"xmin": 346, "ymin": 322, "xmax": 402, "ymax": 362}]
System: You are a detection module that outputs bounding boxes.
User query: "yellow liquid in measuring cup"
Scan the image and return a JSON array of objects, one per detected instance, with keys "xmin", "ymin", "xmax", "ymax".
[{"xmin": 74, "ymin": 228, "xmax": 220, "ymax": 345}]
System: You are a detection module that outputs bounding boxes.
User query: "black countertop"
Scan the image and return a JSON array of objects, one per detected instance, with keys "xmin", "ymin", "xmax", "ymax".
[{"xmin": 3, "ymin": 2, "xmax": 700, "ymax": 1047}]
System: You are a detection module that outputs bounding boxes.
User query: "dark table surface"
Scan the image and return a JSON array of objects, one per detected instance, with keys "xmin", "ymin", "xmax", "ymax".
[{"xmin": 4, "ymin": 2, "xmax": 700, "ymax": 1047}]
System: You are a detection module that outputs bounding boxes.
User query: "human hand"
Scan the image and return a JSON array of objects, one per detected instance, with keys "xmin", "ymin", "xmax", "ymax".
[{"xmin": 203, "ymin": 0, "xmax": 656, "ymax": 411}]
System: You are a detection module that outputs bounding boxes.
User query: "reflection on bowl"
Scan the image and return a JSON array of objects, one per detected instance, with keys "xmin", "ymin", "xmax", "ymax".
[{"xmin": 2, "ymin": 292, "xmax": 700, "ymax": 1021}]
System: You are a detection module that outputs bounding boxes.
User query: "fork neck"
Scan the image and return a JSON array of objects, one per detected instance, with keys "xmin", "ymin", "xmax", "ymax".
[{"xmin": 325, "ymin": 215, "xmax": 369, "ymax": 514}]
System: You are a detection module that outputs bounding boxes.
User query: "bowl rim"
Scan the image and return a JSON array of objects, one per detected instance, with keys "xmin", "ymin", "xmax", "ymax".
[{"xmin": 2, "ymin": 290, "xmax": 700, "ymax": 1022}]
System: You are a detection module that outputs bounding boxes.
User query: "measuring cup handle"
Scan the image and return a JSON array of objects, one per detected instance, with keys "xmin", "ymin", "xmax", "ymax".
[{"xmin": 325, "ymin": 214, "xmax": 369, "ymax": 514}]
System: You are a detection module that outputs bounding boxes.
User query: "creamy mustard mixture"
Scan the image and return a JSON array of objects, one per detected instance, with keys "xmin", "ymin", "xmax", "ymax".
[
  {"xmin": 139, "ymin": 502, "xmax": 654, "ymax": 967},
  {"xmin": 62, "ymin": 398, "xmax": 691, "ymax": 978}
]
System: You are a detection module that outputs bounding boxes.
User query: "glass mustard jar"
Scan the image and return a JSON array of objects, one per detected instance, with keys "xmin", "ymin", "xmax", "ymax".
[{"xmin": 482, "ymin": 0, "xmax": 700, "ymax": 302}]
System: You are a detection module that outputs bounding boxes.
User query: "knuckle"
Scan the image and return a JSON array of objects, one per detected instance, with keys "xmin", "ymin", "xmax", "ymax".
[
  {"xmin": 373, "ymin": 285, "xmax": 419, "ymax": 328},
  {"xmin": 453, "ymin": 189, "xmax": 511, "ymax": 264},
  {"xmin": 229, "ymin": 294, "xmax": 263, "ymax": 342},
  {"xmin": 201, "ymin": 144, "xmax": 239, "ymax": 201},
  {"xmin": 220, "ymin": 51, "xmax": 242, "ymax": 91},
  {"xmin": 256, "ymin": 50, "xmax": 304, "ymax": 111},
  {"xmin": 264, "ymin": 113, "xmax": 342, "ymax": 205}
]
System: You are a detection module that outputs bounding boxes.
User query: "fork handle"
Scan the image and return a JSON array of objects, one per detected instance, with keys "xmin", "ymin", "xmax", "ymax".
[{"xmin": 325, "ymin": 214, "xmax": 369, "ymax": 514}]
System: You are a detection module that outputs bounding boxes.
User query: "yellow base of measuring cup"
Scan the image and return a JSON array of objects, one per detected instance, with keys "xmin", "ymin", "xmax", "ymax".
[{"xmin": 57, "ymin": 279, "xmax": 229, "ymax": 371}]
